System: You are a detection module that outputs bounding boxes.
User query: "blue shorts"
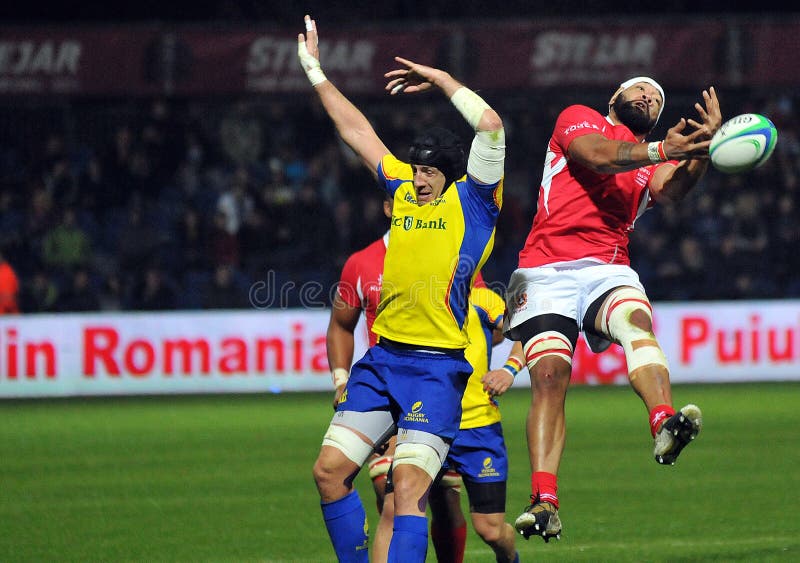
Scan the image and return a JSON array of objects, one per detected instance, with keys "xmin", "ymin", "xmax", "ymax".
[
  {"xmin": 339, "ymin": 342, "xmax": 472, "ymax": 441},
  {"xmin": 443, "ymin": 422, "xmax": 508, "ymax": 483}
]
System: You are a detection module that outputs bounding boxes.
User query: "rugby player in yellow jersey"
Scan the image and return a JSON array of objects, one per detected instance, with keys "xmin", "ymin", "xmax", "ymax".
[
  {"xmin": 298, "ymin": 14, "xmax": 505, "ymax": 563},
  {"xmin": 374, "ymin": 285, "xmax": 521, "ymax": 563}
]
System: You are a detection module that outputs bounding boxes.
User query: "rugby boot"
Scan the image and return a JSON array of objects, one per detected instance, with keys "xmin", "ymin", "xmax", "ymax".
[
  {"xmin": 514, "ymin": 495, "xmax": 561, "ymax": 542},
  {"xmin": 654, "ymin": 404, "xmax": 703, "ymax": 465}
]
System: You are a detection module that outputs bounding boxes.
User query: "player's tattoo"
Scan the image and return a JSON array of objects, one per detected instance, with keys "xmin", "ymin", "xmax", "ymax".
[{"xmin": 617, "ymin": 142, "xmax": 635, "ymax": 164}]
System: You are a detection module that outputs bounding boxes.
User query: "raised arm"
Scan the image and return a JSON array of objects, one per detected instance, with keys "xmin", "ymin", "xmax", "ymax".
[
  {"xmin": 649, "ymin": 87, "xmax": 722, "ymax": 203},
  {"xmin": 569, "ymin": 87, "xmax": 721, "ymax": 181},
  {"xmin": 297, "ymin": 15, "xmax": 389, "ymax": 177},
  {"xmin": 385, "ymin": 57, "xmax": 505, "ymax": 185}
]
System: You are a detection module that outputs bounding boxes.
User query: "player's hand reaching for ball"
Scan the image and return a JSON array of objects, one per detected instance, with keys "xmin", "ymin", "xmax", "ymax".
[
  {"xmin": 687, "ymin": 87, "xmax": 722, "ymax": 141},
  {"xmin": 661, "ymin": 87, "xmax": 721, "ymax": 159},
  {"xmin": 385, "ymin": 57, "xmax": 450, "ymax": 95}
]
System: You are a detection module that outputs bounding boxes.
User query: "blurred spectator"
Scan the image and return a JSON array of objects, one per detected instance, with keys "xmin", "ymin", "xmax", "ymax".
[
  {"xmin": 41, "ymin": 207, "xmax": 92, "ymax": 274},
  {"xmin": 23, "ymin": 185, "xmax": 57, "ymax": 263},
  {"xmin": 203, "ymin": 264, "xmax": 249, "ymax": 309},
  {"xmin": 219, "ymin": 100, "xmax": 262, "ymax": 167},
  {"xmin": 0, "ymin": 189, "xmax": 24, "ymax": 260},
  {"xmin": 238, "ymin": 207, "xmax": 273, "ymax": 276},
  {"xmin": 207, "ymin": 210, "xmax": 241, "ymax": 268},
  {"xmin": 132, "ymin": 265, "xmax": 178, "ymax": 310},
  {"xmin": 216, "ymin": 166, "xmax": 255, "ymax": 236},
  {"xmin": 116, "ymin": 206, "xmax": 161, "ymax": 276},
  {"xmin": 20, "ymin": 269, "xmax": 59, "ymax": 313},
  {"xmin": 59, "ymin": 268, "xmax": 100, "ymax": 312},
  {"xmin": 141, "ymin": 99, "xmax": 184, "ymax": 187},
  {"xmin": 98, "ymin": 273, "xmax": 126, "ymax": 311},
  {"xmin": 101, "ymin": 124, "xmax": 137, "ymax": 207},
  {"xmin": 0, "ymin": 251, "xmax": 20, "ymax": 314},
  {"xmin": 175, "ymin": 207, "xmax": 209, "ymax": 273}
]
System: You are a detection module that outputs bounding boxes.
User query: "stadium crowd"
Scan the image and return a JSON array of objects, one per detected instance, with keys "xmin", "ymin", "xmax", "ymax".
[{"xmin": 0, "ymin": 88, "xmax": 796, "ymax": 313}]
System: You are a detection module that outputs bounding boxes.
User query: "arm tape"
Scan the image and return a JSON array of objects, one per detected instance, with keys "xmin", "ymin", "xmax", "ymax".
[
  {"xmin": 297, "ymin": 42, "xmax": 327, "ymax": 87},
  {"xmin": 468, "ymin": 128, "xmax": 505, "ymax": 184},
  {"xmin": 331, "ymin": 367, "xmax": 349, "ymax": 388},
  {"xmin": 450, "ymin": 86, "xmax": 490, "ymax": 130}
]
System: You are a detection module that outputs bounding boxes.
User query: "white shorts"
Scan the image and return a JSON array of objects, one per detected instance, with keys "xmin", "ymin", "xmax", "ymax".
[{"xmin": 504, "ymin": 260, "xmax": 646, "ymax": 353}]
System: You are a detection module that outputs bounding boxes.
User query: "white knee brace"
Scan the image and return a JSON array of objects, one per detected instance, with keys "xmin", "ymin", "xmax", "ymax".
[
  {"xmin": 600, "ymin": 287, "xmax": 669, "ymax": 373},
  {"xmin": 523, "ymin": 330, "xmax": 574, "ymax": 368},
  {"xmin": 393, "ymin": 429, "xmax": 449, "ymax": 481}
]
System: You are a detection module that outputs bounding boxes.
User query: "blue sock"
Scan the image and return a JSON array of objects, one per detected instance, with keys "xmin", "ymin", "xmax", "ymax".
[
  {"xmin": 388, "ymin": 514, "xmax": 428, "ymax": 562},
  {"xmin": 320, "ymin": 490, "xmax": 369, "ymax": 562}
]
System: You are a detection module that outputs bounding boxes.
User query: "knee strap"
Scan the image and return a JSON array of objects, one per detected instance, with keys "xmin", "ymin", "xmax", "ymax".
[
  {"xmin": 393, "ymin": 429, "xmax": 449, "ymax": 481},
  {"xmin": 601, "ymin": 287, "xmax": 669, "ymax": 373},
  {"xmin": 322, "ymin": 410, "xmax": 396, "ymax": 466},
  {"xmin": 437, "ymin": 470, "xmax": 463, "ymax": 493},
  {"xmin": 368, "ymin": 454, "xmax": 393, "ymax": 481},
  {"xmin": 523, "ymin": 330, "xmax": 574, "ymax": 368}
]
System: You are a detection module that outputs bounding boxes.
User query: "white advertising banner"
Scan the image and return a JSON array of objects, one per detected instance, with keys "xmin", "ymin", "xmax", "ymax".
[
  {"xmin": 0, "ymin": 310, "xmax": 343, "ymax": 398},
  {"xmin": 0, "ymin": 300, "xmax": 798, "ymax": 398}
]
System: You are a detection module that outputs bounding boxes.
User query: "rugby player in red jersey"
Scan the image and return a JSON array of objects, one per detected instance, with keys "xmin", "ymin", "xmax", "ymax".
[{"xmin": 504, "ymin": 78, "xmax": 722, "ymax": 541}]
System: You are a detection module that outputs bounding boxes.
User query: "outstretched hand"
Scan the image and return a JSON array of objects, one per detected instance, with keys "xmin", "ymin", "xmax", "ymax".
[
  {"xmin": 385, "ymin": 56, "xmax": 446, "ymax": 95},
  {"xmin": 297, "ymin": 15, "xmax": 319, "ymax": 59},
  {"xmin": 687, "ymin": 86, "xmax": 722, "ymax": 141},
  {"xmin": 297, "ymin": 14, "xmax": 327, "ymax": 87},
  {"xmin": 662, "ymin": 87, "xmax": 721, "ymax": 160}
]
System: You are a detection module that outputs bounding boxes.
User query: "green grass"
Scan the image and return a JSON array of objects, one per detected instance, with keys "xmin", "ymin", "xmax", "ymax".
[{"xmin": 1, "ymin": 383, "xmax": 799, "ymax": 562}]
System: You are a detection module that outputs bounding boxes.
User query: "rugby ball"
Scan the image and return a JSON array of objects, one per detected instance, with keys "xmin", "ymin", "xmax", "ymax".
[{"xmin": 709, "ymin": 113, "xmax": 777, "ymax": 174}]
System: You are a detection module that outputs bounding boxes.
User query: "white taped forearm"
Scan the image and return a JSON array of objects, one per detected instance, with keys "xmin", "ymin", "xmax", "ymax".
[
  {"xmin": 297, "ymin": 42, "xmax": 327, "ymax": 86},
  {"xmin": 331, "ymin": 367, "xmax": 349, "ymax": 388},
  {"xmin": 467, "ymin": 128, "xmax": 506, "ymax": 184},
  {"xmin": 450, "ymin": 87, "xmax": 490, "ymax": 130}
]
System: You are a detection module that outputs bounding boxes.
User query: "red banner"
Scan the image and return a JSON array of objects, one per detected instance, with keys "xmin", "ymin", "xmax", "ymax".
[
  {"xmin": 172, "ymin": 28, "xmax": 444, "ymax": 95},
  {"xmin": 465, "ymin": 20, "xmax": 728, "ymax": 89},
  {"xmin": 749, "ymin": 22, "xmax": 800, "ymax": 86},
  {"xmin": 0, "ymin": 26, "xmax": 163, "ymax": 96},
  {"xmin": 1, "ymin": 19, "xmax": 798, "ymax": 97}
]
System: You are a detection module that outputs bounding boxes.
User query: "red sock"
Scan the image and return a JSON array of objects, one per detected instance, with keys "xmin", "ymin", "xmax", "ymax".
[
  {"xmin": 649, "ymin": 404, "xmax": 676, "ymax": 437},
  {"xmin": 431, "ymin": 522, "xmax": 467, "ymax": 563},
  {"xmin": 531, "ymin": 471, "xmax": 558, "ymax": 508}
]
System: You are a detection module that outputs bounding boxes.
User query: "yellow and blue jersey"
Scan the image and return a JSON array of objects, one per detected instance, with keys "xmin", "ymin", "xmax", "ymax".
[
  {"xmin": 372, "ymin": 154, "xmax": 503, "ymax": 349},
  {"xmin": 461, "ymin": 286, "xmax": 506, "ymax": 429}
]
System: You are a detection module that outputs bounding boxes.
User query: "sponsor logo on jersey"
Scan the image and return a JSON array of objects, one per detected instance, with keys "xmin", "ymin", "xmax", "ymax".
[
  {"xmin": 393, "ymin": 216, "xmax": 448, "ymax": 231},
  {"xmin": 563, "ymin": 120, "xmax": 600, "ymax": 135}
]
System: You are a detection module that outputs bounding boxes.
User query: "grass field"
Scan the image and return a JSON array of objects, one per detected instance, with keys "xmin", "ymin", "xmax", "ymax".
[{"xmin": 1, "ymin": 382, "xmax": 799, "ymax": 562}]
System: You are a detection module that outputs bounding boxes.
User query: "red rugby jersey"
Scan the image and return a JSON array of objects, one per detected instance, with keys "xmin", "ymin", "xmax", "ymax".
[
  {"xmin": 336, "ymin": 233, "xmax": 388, "ymax": 347},
  {"xmin": 519, "ymin": 104, "xmax": 670, "ymax": 268}
]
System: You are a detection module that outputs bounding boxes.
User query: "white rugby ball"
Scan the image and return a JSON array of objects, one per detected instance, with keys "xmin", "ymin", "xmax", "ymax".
[{"xmin": 709, "ymin": 113, "xmax": 778, "ymax": 174}]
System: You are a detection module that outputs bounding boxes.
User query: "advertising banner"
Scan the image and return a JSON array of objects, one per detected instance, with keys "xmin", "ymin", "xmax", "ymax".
[
  {"xmin": 2, "ymin": 19, "xmax": 798, "ymax": 97},
  {"xmin": 1, "ymin": 300, "xmax": 798, "ymax": 398},
  {"xmin": 466, "ymin": 20, "xmax": 726, "ymax": 90},
  {"xmin": 174, "ymin": 28, "xmax": 444, "ymax": 95},
  {"xmin": 0, "ymin": 26, "xmax": 163, "ymax": 96}
]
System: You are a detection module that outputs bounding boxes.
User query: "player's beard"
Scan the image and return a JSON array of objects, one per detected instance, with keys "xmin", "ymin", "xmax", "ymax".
[{"xmin": 613, "ymin": 97, "xmax": 656, "ymax": 136}]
